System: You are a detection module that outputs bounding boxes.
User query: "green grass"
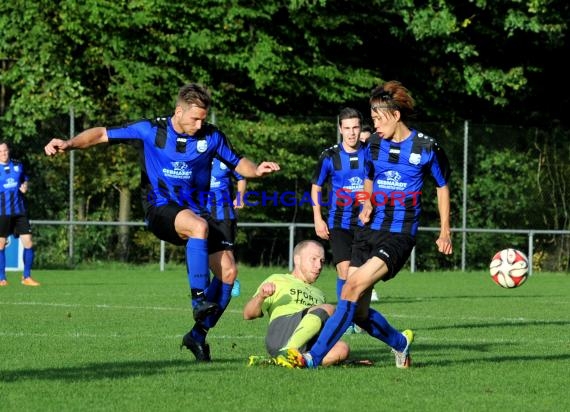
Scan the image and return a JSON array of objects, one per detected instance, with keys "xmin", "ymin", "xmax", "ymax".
[{"xmin": 1, "ymin": 265, "xmax": 568, "ymax": 412}]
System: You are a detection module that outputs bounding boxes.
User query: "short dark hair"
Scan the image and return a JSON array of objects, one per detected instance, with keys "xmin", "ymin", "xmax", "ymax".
[
  {"xmin": 177, "ymin": 83, "xmax": 212, "ymax": 109},
  {"xmin": 361, "ymin": 123, "xmax": 373, "ymax": 133},
  {"xmin": 338, "ymin": 107, "xmax": 362, "ymax": 126}
]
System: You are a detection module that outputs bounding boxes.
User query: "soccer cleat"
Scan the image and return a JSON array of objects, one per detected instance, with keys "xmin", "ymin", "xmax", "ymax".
[
  {"xmin": 21, "ymin": 277, "xmax": 40, "ymax": 286},
  {"xmin": 247, "ymin": 355, "xmax": 275, "ymax": 367},
  {"xmin": 371, "ymin": 288, "xmax": 380, "ymax": 302},
  {"xmin": 392, "ymin": 329, "xmax": 414, "ymax": 369},
  {"xmin": 0, "ymin": 279, "xmax": 8, "ymax": 287},
  {"xmin": 274, "ymin": 348, "xmax": 311, "ymax": 369},
  {"xmin": 181, "ymin": 331, "xmax": 211, "ymax": 362},
  {"xmin": 192, "ymin": 300, "xmax": 219, "ymax": 322}
]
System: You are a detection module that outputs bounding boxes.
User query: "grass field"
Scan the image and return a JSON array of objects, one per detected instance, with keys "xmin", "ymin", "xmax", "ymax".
[{"xmin": 0, "ymin": 264, "xmax": 568, "ymax": 412}]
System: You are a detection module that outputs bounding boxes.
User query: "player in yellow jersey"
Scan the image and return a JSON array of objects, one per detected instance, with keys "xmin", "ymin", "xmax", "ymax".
[{"xmin": 243, "ymin": 240, "xmax": 349, "ymax": 367}]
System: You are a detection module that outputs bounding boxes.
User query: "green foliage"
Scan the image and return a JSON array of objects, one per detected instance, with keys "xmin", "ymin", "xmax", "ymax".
[
  {"xmin": 469, "ymin": 148, "xmax": 540, "ymax": 228},
  {"xmin": 0, "ymin": 0, "xmax": 568, "ymax": 269}
]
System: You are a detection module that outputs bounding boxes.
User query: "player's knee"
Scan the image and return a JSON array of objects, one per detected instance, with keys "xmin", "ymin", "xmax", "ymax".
[
  {"xmin": 193, "ymin": 217, "xmax": 209, "ymax": 237},
  {"xmin": 340, "ymin": 279, "xmax": 362, "ymax": 300},
  {"xmin": 318, "ymin": 303, "xmax": 335, "ymax": 316},
  {"xmin": 323, "ymin": 341, "xmax": 350, "ymax": 366},
  {"xmin": 309, "ymin": 307, "xmax": 330, "ymax": 323},
  {"xmin": 338, "ymin": 341, "xmax": 350, "ymax": 359},
  {"xmin": 178, "ymin": 215, "xmax": 208, "ymax": 238}
]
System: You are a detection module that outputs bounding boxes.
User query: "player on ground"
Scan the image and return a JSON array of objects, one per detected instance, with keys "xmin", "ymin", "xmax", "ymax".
[
  {"xmin": 243, "ymin": 240, "xmax": 349, "ymax": 367},
  {"xmin": 44, "ymin": 83, "xmax": 279, "ymax": 361},
  {"xmin": 276, "ymin": 80, "xmax": 453, "ymax": 369}
]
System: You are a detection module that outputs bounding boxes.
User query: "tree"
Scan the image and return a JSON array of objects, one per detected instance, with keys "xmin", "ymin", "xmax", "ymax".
[{"xmin": 0, "ymin": 0, "xmax": 568, "ymax": 267}]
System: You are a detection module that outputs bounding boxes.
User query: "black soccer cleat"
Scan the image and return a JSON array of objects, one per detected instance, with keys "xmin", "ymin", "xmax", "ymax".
[
  {"xmin": 192, "ymin": 300, "xmax": 219, "ymax": 322},
  {"xmin": 181, "ymin": 332, "xmax": 211, "ymax": 362}
]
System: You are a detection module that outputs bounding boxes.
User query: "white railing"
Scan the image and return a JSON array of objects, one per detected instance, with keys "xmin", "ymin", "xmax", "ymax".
[{"xmin": 30, "ymin": 220, "xmax": 570, "ymax": 274}]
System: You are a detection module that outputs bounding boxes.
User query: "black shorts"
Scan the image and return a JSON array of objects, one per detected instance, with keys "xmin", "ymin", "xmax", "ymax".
[
  {"xmin": 0, "ymin": 215, "xmax": 32, "ymax": 238},
  {"xmin": 145, "ymin": 203, "xmax": 188, "ymax": 246},
  {"xmin": 145, "ymin": 203, "xmax": 236, "ymax": 254},
  {"xmin": 350, "ymin": 226, "xmax": 416, "ymax": 280},
  {"xmin": 207, "ymin": 218, "xmax": 237, "ymax": 254},
  {"xmin": 329, "ymin": 228, "xmax": 355, "ymax": 265}
]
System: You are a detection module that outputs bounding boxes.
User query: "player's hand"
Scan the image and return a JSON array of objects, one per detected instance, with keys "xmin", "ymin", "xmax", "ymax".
[
  {"xmin": 44, "ymin": 138, "xmax": 70, "ymax": 156},
  {"xmin": 436, "ymin": 235, "xmax": 453, "ymax": 255},
  {"xmin": 233, "ymin": 198, "xmax": 245, "ymax": 209},
  {"xmin": 359, "ymin": 201, "xmax": 373, "ymax": 224},
  {"xmin": 255, "ymin": 162, "xmax": 280, "ymax": 177},
  {"xmin": 19, "ymin": 181, "xmax": 28, "ymax": 194},
  {"xmin": 259, "ymin": 282, "xmax": 276, "ymax": 298},
  {"xmin": 314, "ymin": 220, "xmax": 329, "ymax": 240}
]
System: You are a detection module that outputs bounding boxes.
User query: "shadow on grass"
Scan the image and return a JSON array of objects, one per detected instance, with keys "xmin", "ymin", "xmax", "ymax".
[
  {"xmin": 0, "ymin": 358, "xmax": 244, "ymax": 382},
  {"xmin": 331, "ymin": 294, "xmax": 566, "ymax": 305},
  {"xmin": 342, "ymin": 345, "xmax": 570, "ymax": 369},
  {"xmin": 421, "ymin": 319, "xmax": 570, "ymax": 331},
  {"xmin": 412, "ymin": 352, "xmax": 570, "ymax": 368}
]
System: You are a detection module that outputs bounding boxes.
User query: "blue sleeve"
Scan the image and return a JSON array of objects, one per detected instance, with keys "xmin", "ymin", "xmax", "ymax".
[
  {"xmin": 232, "ymin": 169, "xmax": 245, "ymax": 181},
  {"xmin": 311, "ymin": 154, "xmax": 330, "ymax": 186},
  {"xmin": 213, "ymin": 130, "xmax": 242, "ymax": 169},
  {"xmin": 364, "ymin": 145, "xmax": 375, "ymax": 181},
  {"xmin": 429, "ymin": 142, "xmax": 451, "ymax": 187},
  {"xmin": 107, "ymin": 120, "xmax": 152, "ymax": 142}
]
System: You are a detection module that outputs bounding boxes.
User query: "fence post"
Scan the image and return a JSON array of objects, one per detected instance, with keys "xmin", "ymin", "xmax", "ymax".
[
  {"xmin": 288, "ymin": 224, "xmax": 295, "ymax": 271},
  {"xmin": 160, "ymin": 240, "xmax": 165, "ymax": 272},
  {"xmin": 461, "ymin": 120, "xmax": 469, "ymax": 271},
  {"xmin": 68, "ymin": 107, "xmax": 75, "ymax": 266},
  {"xmin": 528, "ymin": 231, "xmax": 534, "ymax": 276}
]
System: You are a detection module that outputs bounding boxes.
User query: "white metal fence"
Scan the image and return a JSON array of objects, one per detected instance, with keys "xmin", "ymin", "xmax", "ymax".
[{"xmin": 31, "ymin": 220, "xmax": 570, "ymax": 275}]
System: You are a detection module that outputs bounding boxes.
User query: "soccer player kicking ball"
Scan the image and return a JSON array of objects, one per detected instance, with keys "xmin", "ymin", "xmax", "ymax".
[
  {"xmin": 44, "ymin": 83, "xmax": 279, "ymax": 362},
  {"xmin": 275, "ymin": 81, "xmax": 453, "ymax": 369}
]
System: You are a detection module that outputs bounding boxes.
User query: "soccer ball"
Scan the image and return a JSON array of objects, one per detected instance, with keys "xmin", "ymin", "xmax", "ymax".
[{"xmin": 489, "ymin": 248, "xmax": 529, "ymax": 288}]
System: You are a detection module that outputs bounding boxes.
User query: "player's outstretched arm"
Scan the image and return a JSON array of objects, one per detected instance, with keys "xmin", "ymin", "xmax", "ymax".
[
  {"xmin": 44, "ymin": 127, "xmax": 109, "ymax": 156},
  {"xmin": 235, "ymin": 158, "xmax": 280, "ymax": 178}
]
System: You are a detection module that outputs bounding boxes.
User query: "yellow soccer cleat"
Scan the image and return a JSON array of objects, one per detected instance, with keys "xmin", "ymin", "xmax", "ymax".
[
  {"xmin": 247, "ymin": 355, "xmax": 275, "ymax": 367},
  {"xmin": 274, "ymin": 348, "xmax": 307, "ymax": 369},
  {"xmin": 21, "ymin": 277, "xmax": 40, "ymax": 286}
]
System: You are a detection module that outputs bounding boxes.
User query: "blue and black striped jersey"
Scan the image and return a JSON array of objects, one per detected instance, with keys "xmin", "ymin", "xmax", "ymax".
[
  {"xmin": 364, "ymin": 129, "xmax": 451, "ymax": 235},
  {"xmin": 0, "ymin": 160, "xmax": 28, "ymax": 216},
  {"xmin": 107, "ymin": 117, "xmax": 242, "ymax": 215},
  {"xmin": 207, "ymin": 157, "xmax": 244, "ymax": 221},
  {"xmin": 312, "ymin": 144, "xmax": 366, "ymax": 230}
]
